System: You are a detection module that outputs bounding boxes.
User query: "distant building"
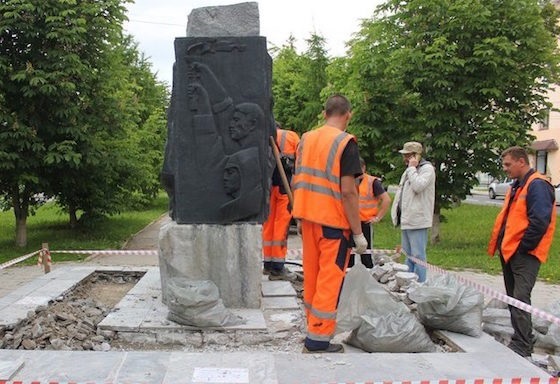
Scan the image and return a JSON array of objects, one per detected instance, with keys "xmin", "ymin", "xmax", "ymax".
[{"xmin": 528, "ymin": 1, "xmax": 560, "ymax": 185}]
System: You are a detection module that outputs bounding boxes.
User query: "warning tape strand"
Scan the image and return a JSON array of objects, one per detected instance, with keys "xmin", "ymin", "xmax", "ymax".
[
  {"xmin": 3, "ymin": 247, "xmax": 560, "ymax": 327},
  {"xmin": 0, "ymin": 249, "xmax": 42, "ymax": 271},
  {"xmin": 0, "ymin": 376, "xmax": 558, "ymax": 384}
]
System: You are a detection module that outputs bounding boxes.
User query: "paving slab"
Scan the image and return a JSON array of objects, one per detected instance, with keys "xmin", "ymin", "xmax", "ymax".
[{"xmin": 0, "ymin": 358, "xmax": 24, "ymax": 381}]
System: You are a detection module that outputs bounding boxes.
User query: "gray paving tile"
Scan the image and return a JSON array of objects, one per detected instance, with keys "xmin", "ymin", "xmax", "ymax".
[
  {"xmin": 262, "ymin": 296, "xmax": 299, "ymax": 310},
  {"xmin": 107, "ymin": 351, "xmax": 172, "ymax": 383},
  {"xmin": 162, "ymin": 352, "xmax": 277, "ymax": 384},
  {"xmin": 261, "ymin": 281, "xmax": 296, "ymax": 297},
  {"xmin": 0, "ymin": 358, "xmax": 24, "ymax": 381}
]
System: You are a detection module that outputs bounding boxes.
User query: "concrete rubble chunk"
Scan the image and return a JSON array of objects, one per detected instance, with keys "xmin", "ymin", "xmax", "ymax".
[{"xmin": 395, "ymin": 271, "xmax": 419, "ymax": 288}]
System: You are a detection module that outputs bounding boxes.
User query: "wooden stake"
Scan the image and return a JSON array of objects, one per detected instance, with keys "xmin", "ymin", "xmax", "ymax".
[{"xmin": 41, "ymin": 242, "xmax": 51, "ymax": 274}]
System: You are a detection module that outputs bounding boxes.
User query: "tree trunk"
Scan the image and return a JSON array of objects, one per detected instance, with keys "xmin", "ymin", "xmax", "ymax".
[
  {"xmin": 12, "ymin": 185, "xmax": 30, "ymax": 247},
  {"xmin": 69, "ymin": 205, "xmax": 78, "ymax": 229},
  {"xmin": 431, "ymin": 205, "xmax": 441, "ymax": 244},
  {"xmin": 14, "ymin": 209, "xmax": 28, "ymax": 247}
]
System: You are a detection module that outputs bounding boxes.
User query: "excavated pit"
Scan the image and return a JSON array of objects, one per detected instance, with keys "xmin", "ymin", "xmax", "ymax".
[{"xmin": 0, "ymin": 269, "xmax": 460, "ymax": 354}]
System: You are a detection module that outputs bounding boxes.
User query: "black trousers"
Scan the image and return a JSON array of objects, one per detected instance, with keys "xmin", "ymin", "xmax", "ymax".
[
  {"xmin": 499, "ymin": 251, "xmax": 540, "ymax": 357},
  {"xmin": 348, "ymin": 222, "xmax": 373, "ymax": 268}
]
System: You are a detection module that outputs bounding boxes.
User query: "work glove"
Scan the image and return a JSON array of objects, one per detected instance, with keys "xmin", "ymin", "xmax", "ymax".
[{"xmin": 352, "ymin": 233, "xmax": 368, "ymax": 255}]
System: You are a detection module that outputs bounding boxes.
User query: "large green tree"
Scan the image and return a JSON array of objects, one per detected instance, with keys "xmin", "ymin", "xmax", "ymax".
[
  {"xmin": 272, "ymin": 33, "xmax": 330, "ymax": 133},
  {"xmin": 46, "ymin": 37, "xmax": 168, "ymax": 228},
  {"xmin": 335, "ymin": 0, "xmax": 560, "ymax": 241},
  {"xmin": 0, "ymin": 0, "xmax": 132, "ymax": 245}
]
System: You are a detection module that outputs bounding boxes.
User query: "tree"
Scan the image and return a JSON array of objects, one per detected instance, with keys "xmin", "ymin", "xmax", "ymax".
[
  {"xmin": 0, "ymin": 0, "xmax": 132, "ymax": 245},
  {"xmin": 47, "ymin": 37, "xmax": 168, "ymax": 228},
  {"xmin": 334, "ymin": 0, "xmax": 560, "ymax": 242},
  {"xmin": 272, "ymin": 33, "xmax": 330, "ymax": 134}
]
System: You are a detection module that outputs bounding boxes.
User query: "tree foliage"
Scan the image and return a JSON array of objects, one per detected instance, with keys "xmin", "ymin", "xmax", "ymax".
[
  {"xmin": 0, "ymin": 0, "xmax": 168, "ymax": 244},
  {"xmin": 272, "ymin": 33, "xmax": 330, "ymax": 133},
  {"xmin": 331, "ymin": 0, "xmax": 560, "ymax": 240}
]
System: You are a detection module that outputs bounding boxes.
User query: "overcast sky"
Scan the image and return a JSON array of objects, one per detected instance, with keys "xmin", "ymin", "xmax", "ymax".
[{"xmin": 124, "ymin": 0, "xmax": 384, "ymax": 85}]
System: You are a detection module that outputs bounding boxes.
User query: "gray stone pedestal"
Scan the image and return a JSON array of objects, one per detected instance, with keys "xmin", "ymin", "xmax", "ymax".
[{"xmin": 158, "ymin": 220, "xmax": 262, "ymax": 309}]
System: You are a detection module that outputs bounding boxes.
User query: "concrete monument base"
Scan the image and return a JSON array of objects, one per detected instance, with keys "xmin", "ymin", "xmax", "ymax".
[{"xmin": 158, "ymin": 220, "xmax": 262, "ymax": 309}]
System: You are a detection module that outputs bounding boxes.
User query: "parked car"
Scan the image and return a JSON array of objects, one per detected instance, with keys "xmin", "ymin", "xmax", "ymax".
[
  {"xmin": 488, "ymin": 178, "xmax": 513, "ymax": 199},
  {"xmin": 489, "ymin": 179, "xmax": 560, "ymax": 205}
]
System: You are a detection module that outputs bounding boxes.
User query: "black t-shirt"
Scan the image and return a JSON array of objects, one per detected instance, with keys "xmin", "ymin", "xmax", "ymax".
[
  {"xmin": 340, "ymin": 140, "xmax": 362, "ymax": 178},
  {"xmin": 373, "ymin": 178, "xmax": 386, "ymax": 196}
]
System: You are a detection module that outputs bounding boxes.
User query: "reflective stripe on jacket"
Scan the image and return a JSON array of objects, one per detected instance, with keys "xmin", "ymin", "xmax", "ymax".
[
  {"xmin": 488, "ymin": 172, "xmax": 556, "ymax": 263},
  {"xmin": 358, "ymin": 174, "xmax": 380, "ymax": 221},
  {"xmin": 292, "ymin": 125, "xmax": 355, "ymax": 229},
  {"xmin": 277, "ymin": 129, "xmax": 299, "ymax": 158}
]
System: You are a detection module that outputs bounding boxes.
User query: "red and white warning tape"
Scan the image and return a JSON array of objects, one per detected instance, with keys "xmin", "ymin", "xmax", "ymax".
[
  {"xmin": 50, "ymin": 249, "xmax": 158, "ymax": 256},
  {"xmin": 2, "ymin": 247, "xmax": 560, "ymax": 327},
  {"xmin": 0, "ymin": 249, "xmax": 42, "ymax": 271},
  {"xmin": 0, "ymin": 377, "xmax": 558, "ymax": 384},
  {"xmin": 405, "ymin": 253, "xmax": 560, "ymax": 327},
  {"xmin": 317, "ymin": 379, "xmax": 560, "ymax": 384}
]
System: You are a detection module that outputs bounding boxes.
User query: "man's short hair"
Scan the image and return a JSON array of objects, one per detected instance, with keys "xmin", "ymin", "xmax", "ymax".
[
  {"xmin": 502, "ymin": 146, "xmax": 529, "ymax": 164},
  {"xmin": 324, "ymin": 94, "xmax": 351, "ymax": 117}
]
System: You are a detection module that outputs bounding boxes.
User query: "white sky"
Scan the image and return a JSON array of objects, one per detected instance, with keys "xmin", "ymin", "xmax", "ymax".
[{"xmin": 124, "ymin": 0, "xmax": 384, "ymax": 85}]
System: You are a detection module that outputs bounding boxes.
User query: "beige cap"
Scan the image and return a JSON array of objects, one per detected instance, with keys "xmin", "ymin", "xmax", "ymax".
[{"xmin": 398, "ymin": 141, "xmax": 423, "ymax": 154}]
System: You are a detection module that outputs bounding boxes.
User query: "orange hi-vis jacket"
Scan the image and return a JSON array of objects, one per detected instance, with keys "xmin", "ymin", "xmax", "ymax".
[
  {"xmin": 277, "ymin": 129, "xmax": 299, "ymax": 158},
  {"xmin": 358, "ymin": 174, "xmax": 380, "ymax": 222},
  {"xmin": 292, "ymin": 125, "xmax": 356, "ymax": 230},
  {"xmin": 262, "ymin": 128, "xmax": 300, "ymax": 263},
  {"xmin": 488, "ymin": 172, "xmax": 556, "ymax": 263}
]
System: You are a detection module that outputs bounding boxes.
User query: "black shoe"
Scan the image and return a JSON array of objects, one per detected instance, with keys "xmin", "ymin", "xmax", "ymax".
[
  {"xmin": 268, "ymin": 267, "xmax": 298, "ymax": 281},
  {"xmin": 302, "ymin": 343, "xmax": 344, "ymax": 353}
]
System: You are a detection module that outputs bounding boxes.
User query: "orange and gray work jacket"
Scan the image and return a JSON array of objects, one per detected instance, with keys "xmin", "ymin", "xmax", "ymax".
[
  {"xmin": 292, "ymin": 125, "xmax": 355, "ymax": 230},
  {"xmin": 276, "ymin": 128, "xmax": 299, "ymax": 159},
  {"xmin": 488, "ymin": 171, "xmax": 556, "ymax": 263},
  {"xmin": 358, "ymin": 174, "xmax": 380, "ymax": 222}
]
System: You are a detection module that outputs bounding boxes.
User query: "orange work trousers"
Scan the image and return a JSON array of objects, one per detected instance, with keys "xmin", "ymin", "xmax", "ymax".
[
  {"xmin": 262, "ymin": 186, "xmax": 292, "ymax": 264},
  {"xmin": 301, "ymin": 219, "xmax": 351, "ymax": 349}
]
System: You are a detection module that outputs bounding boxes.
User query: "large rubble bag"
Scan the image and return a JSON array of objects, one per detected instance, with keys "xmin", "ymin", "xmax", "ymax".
[
  {"xmin": 346, "ymin": 306, "xmax": 438, "ymax": 352},
  {"xmin": 533, "ymin": 299, "xmax": 560, "ymax": 334},
  {"xmin": 337, "ymin": 261, "xmax": 437, "ymax": 352},
  {"xmin": 408, "ymin": 274, "xmax": 484, "ymax": 337},
  {"xmin": 337, "ymin": 261, "xmax": 382, "ymax": 332},
  {"xmin": 533, "ymin": 299, "xmax": 560, "ymax": 352},
  {"xmin": 166, "ymin": 278, "xmax": 245, "ymax": 327}
]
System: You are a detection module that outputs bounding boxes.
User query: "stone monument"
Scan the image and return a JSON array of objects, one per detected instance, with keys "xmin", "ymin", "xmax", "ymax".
[{"xmin": 159, "ymin": 2, "xmax": 274, "ymax": 322}]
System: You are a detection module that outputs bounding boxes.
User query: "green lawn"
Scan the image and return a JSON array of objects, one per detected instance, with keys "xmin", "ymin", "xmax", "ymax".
[
  {"xmin": 2, "ymin": 196, "xmax": 560, "ymax": 283},
  {"xmin": 374, "ymin": 202, "xmax": 560, "ymax": 283},
  {"xmin": 0, "ymin": 193, "xmax": 169, "ymax": 264}
]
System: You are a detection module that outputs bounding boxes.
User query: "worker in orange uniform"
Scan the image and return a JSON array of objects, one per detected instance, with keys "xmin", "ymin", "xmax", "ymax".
[
  {"xmin": 348, "ymin": 157, "xmax": 391, "ymax": 268},
  {"xmin": 292, "ymin": 94, "xmax": 367, "ymax": 353},
  {"xmin": 488, "ymin": 146, "xmax": 556, "ymax": 357},
  {"xmin": 262, "ymin": 122, "xmax": 300, "ymax": 281}
]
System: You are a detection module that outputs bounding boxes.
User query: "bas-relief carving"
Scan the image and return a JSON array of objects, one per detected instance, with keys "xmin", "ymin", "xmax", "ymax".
[{"xmin": 162, "ymin": 36, "xmax": 274, "ymax": 224}]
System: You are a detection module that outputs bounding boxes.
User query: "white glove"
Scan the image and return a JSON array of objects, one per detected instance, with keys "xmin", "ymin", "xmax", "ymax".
[{"xmin": 352, "ymin": 233, "xmax": 368, "ymax": 255}]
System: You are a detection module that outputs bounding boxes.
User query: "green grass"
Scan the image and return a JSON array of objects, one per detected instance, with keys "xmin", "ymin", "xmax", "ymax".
[
  {"xmin": 0, "ymin": 193, "xmax": 169, "ymax": 265},
  {"xmin": 374, "ymin": 202, "xmax": 560, "ymax": 283}
]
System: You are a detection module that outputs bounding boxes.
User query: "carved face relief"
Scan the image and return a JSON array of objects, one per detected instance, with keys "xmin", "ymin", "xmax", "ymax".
[
  {"xmin": 223, "ymin": 165, "xmax": 241, "ymax": 196},
  {"xmin": 229, "ymin": 110, "xmax": 252, "ymax": 141}
]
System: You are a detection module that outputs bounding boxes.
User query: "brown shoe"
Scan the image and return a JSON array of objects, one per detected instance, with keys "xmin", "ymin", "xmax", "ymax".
[{"xmin": 302, "ymin": 343, "xmax": 344, "ymax": 353}]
